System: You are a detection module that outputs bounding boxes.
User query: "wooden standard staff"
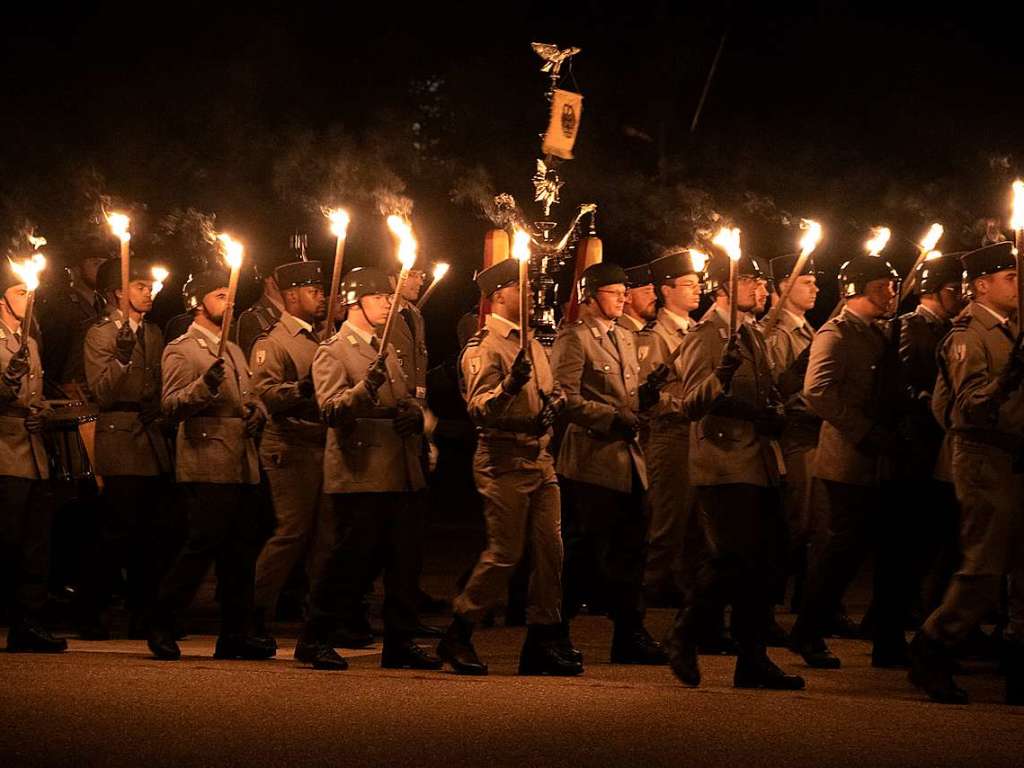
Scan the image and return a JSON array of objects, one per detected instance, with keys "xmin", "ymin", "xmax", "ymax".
[{"xmin": 323, "ymin": 209, "xmax": 350, "ymax": 342}]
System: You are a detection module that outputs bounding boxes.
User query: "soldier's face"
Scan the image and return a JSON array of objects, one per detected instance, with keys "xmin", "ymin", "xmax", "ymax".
[
  {"xmin": 122, "ymin": 280, "xmax": 154, "ymax": 313},
  {"xmin": 734, "ymin": 275, "xmax": 758, "ymax": 312},
  {"xmin": 400, "ymin": 270, "xmax": 425, "ymax": 302},
  {"xmin": 298, "ymin": 285, "xmax": 326, "ymax": 320},
  {"xmin": 593, "ymin": 284, "xmax": 626, "ymax": 319},
  {"xmin": 494, "ymin": 284, "xmax": 521, "ymax": 323},
  {"xmin": 360, "ymin": 293, "xmax": 392, "ymax": 327},
  {"xmin": 2, "ymin": 285, "xmax": 29, "ymax": 320},
  {"xmin": 783, "ymin": 274, "xmax": 819, "ymax": 312},
  {"xmin": 937, "ymin": 282, "xmax": 965, "ymax": 317},
  {"xmin": 625, "ymin": 284, "xmax": 656, "ymax": 320},
  {"xmin": 661, "ymin": 274, "xmax": 702, "ymax": 314},
  {"xmin": 864, "ymin": 278, "xmax": 898, "ymax": 317},
  {"xmin": 201, "ymin": 288, "xmax": 229, "ymax": 323},
  {"xmin": 977, "ymin": 270, "xmax": 1018, "ymax": 315},
  {"xmin": 754, "ymin": 279, "xmax": 769, "ymax": 312}
]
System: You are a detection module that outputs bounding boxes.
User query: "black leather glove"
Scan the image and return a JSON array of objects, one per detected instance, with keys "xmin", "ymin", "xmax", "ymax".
[
  {"xmin": 393, "ymin": 399, "xmax": 425, "ymax": 437},
  {"xmin": 25, "ymin": 406, "xmax": 53, "ymax": 434},
  {"xmin": 535, "ymin": 389, "xmax": 567, "ymax": 434},
  {"xmin": 115, "ymin": 322, "xmax": 136, "ymax": 365},
  {"xmin": 139, "ymin": 401, "xmax": 163, "ymax": 425},
  {"xmin": 638, "ymin": 374, "xmax": 664, "ymax": 412},
  {"xmin": 997, "ymin": 343, "xmax": 1024, "ymax": 396},
  {"xmin": 2, "ymin": 345, "xmax": 31, "ymax": 388},
  {"xmin": 610, "ymin": 408, "xmax": 639, "ymax": 441},
  {"xmin": 502, "ymin": 349, "xmax": 533, "ymax": 396},
  {"xmin": 243, "ymin": 401, "xmax": 265, "ymax": 439},
  {"xmin": 296, "ymin": 376, "xmax": 315, "ymax": 399},
  {"xmin": 202, "ymin": 358, "xmax": 226, "ymax": 393},
  {"xmin": 714, "ymin": 336, "xmax": 743, "ymax": 387},
  {"xmin": 754, "ymin": 405, "xmax": 787, "ymax": 439},
  {"xmin": 364, "ymin": 354, "xmax": 389, "ymax": 398}
]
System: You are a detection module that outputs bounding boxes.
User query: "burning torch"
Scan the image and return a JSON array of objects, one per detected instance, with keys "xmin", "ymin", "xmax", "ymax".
[
  {"xmin": 106, "ymin": 212, "xmax": 131, "ymax": 319},
  {"xmin": 1011, "ymin": 180, "xmax": 1024, "ymax": 325},
  {"xmin": 899, "ymin": 223, "xmax": 944, "ymax": 303},
  {"xmin": 513, "ymin": 230, "xmax": 531, "ymax": 356},
  {"xmin": 763, "ymin": 219, "xmax": 823, "ymax": 334},
  {"xmin": 416, "ymin": 262, "xmax": 450, "ymax": 311},
  {"xmin": 713, "ymin": 226, "xmax": 742, "ymax": 337},
  {"xmin": 323, "ymin": 208, "xmax": 350, "ymax": 341},
  {"xmin": 215, "ymin": 234, "xmax": 244, "ymax": 359},
  {"xmin": 380, "ymin": 215, "xmax": 418, "ymax": 353},
  {"xmin": 8, "ymin": 252, "xmax": 47, "ymax": 351}
]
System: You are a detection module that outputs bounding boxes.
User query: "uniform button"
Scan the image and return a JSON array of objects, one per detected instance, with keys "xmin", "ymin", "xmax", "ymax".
[
  {"xmin": 201, "ymin": 432, "xmax": 208, "ymax": 438},
  {"xmin": 625, "ymin": 373, "xmax": 631, "ymax": 378},
  {"xmin": 603, "ymin": 365, "xmax": 610, "ymax": 371}
]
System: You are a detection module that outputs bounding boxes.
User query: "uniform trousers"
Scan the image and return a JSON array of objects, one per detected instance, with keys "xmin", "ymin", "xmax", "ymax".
[
  {"xmin": 673, "ymin": 484, "xmax": 786, "ymax": 653},
  {"xmin": 643, "ymin": 420, "xmax": 695, "ymax": 593},
  {"xmin": 84, "ymin": 475, "xmax": 181, "ymax": 621},
  {"xmin": 792, "ymin": 480, "xmax": 912, "ymax": 649},
  {"xmin": 155, "ymin": 483, "xmax": 268, "ymax": 635},
  {"xmin": 561, "ymin": 471, "xmax": 647, "ymax": 629},
  {"xmin": 453, "ymin": 456, "xmax": 562, "ymax": 626},
  {"xmin": 0, "ymin": 477, "xmax": 52, "ymax": 624},
  {"xmin": 307, "ymin": 492, "xmax": 421, "ymax": 643},
  {"xmin": 254, "ymin": 431, "xmax": 328, "ymax": 618},
  {"xmin": 924, "ymin": 439, "xmax": 1024, "ymax": 646}
]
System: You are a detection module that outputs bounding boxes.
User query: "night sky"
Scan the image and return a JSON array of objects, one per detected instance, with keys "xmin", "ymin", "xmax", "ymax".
[{"xmin": 3, "ymin": 2, "xmax": 1022, "ymax": 351}]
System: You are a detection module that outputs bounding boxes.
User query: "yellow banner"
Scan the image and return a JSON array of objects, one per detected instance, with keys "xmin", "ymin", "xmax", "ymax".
[{"xmin": 542, "ymin": 89, "xmax": 583, "ymax": 160}]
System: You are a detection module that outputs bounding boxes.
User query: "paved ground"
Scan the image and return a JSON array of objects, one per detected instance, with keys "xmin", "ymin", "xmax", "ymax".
[{"xmin": 2, "ymin": 609, "xmax": 1022, "ymax": 768}]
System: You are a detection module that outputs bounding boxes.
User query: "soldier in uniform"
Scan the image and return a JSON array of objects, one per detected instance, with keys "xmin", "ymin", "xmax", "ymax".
[
  {"xmin": 789, "ymin": 254, "xmax": 912, "ymax": 670},
  {"xmin": 235, "ymin": 252, "xmax": 288, "ymax": 359},
  {"xmin": 147, "ymin": 267, "xmax": 272, "ymax": 661},
  {"xmin": 296, "ymin": 267, "xmax": 441, "ymax": 671},
  {"xmin": 762, "ymin": 254, "xmax": 822, "ymax": 633},
  {"xmin": 0, "ymin": 260, "xmax": 66, "ymax": 653},
  {"xmin": 435, "ymin": 259, "xmax": 579, "ymax": 676},
  {"xmin": 552, "ymin": 261, "xmax": 668, "ymax": 665},
  {"xmin": 910, "ymin": 242, "xmax": 1024, "ymax": 705},
  {"xmin": 249, "ymin": 260, "xmax": 328, "ymax": 637},
  {"xmin": 619, "ymin": 264, "xmax": 657, "ymax": 334},
  {"xmin": 897, "ymin": 253, "xmax": 965, "ymax": 615},
  {"xmin": 637, "ymin": 251, "xmax": 702, "ymax": 606},
  {"xmin": 79, "ymin": 258, "xmax": 174, "ymax": 637},
  {"xmin": 666, "ymin": 253, "xmax": 803, "ymax": 690}
]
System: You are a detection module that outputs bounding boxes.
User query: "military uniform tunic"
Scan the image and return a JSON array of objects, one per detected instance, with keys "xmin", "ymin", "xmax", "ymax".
[
  {"xmin": 452, "ymin": 313, "xmax": 563, "ymax": 625},
  {"xmin": 0, "ymin": 320, "xmax": 48, "ymax": 480}
]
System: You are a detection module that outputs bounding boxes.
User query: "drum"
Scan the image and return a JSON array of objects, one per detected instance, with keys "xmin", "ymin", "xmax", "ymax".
[{"xmin": 42, "ymin": 399, "xmax": 97, "ymax": 482}]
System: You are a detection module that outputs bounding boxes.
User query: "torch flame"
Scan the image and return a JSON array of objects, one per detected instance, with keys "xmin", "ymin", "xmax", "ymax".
[
  {"xmin": 799, "ymin": 219, "xmax": 823, "ymax": 258},
  {"xmin": 1012, "ymin": 181, "xmax": 1024, "ymax": 232},
  {"xmin": 713, "ymin": 227, "xmax": 742, "ymax": 262},
  {"xmin": 27, "ymin": 233, "xmax": 47, "ymax": 250},
  {"xmin": 688, "ymin": 249, "xmax": 709, "ymax": 273},
  {"xmin": 924, "ymin": 250, "xmax": 942, "ymax": 262},
  {"xmin": 9, "ymin": 253, "xmax": 47, "ymax": 292},
  {"xmin": 432, "ymin": 262, "xmax": 450, "ymax": 281},
  {"xmin": 217, "ymin": 233, "xmax": 244, "ymax": 270},
  {"xmin": 919, "ymin": 223, "xmax": 944, "ymax": 253},
  {"xmin": 512, "ymin": 230, "xmax": 531, "ymax": 263},
  {"xmin": 151, "ymin": 265, "xmax": 170, "ymax": 297},
  {"xmin": 327, "ymin": 208, "xmax": 351, "ymax": 239},
  {"xmin": 865, "ymin": 226, "xmax": 891, "ymax": 257},
  {"xmin": 386, "ymin": 215, "xmax": 418, "ymax": 270},
  {"xmin": 106, "ymin": 212, "xmax": 131, "ymax": 243}
]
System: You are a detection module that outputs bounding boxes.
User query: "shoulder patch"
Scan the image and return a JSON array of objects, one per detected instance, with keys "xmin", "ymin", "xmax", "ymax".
[
  {"xmin": 468, "ymin": 356, "xmax": 480, "ymax": 375},
  {"xmin": 638, "ymin": 345, "xmax": 650, "ymax": 362},
  {"xmin": 952, "ymin": 342, "xmax": 966, "ymax": 362},
  {"xmin": 255, "ymin": 349, "xmax": 266, "ymax": 366},
  {"xmin": 346, "ymin": 334, "xmax": 359, "ymax": 346},
  {"xmin": 589, "ymin": 325, "xmax": 601, "ymax": 339}
]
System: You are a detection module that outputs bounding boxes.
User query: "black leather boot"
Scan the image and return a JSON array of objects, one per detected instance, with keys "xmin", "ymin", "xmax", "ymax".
[
  {"xmin": 294, "ymin": 636, "xmax": 349, "ymax": 671},
  {"xmin": 518, "ymin": 625, "xmax": 583, "ymax": 676},
  {"xmin": 734, "ymin": 651, "xmax": 806, "ymax": 690},
  {"xmin": 557, "ymin": 621, "xmax": 584, "ymax": 664},
  {"xmin": 788, "ymin": 633, "xmax": 841, "ymax": 669},
  {"xmin": 1004, "ymin": 640, "xmax": 1024, "ymax": 706},
  {"xmin": 147, "ymin": 625, "xmax": 181, "ymax": 661},
  {"xmin": 6, "ymin": 620, "xmax": 68, "ymax": 653},
  {"xmin": 436, "ymin": 615, "xmax": 487, "ymax": 675},
  {"xmin": 214, "ymin": 634, "xmax": 277, "ymax": 660},
  {"xmin": 610, "ymin": 625, "xmax": 669, "ymax": 665},
  {"xmin": 381, "ymin": 639, "xmax": 443, "ymax": 670},
  {"xmin": 908, "ymin": 631, "xmax": 968, "ymax": 704}
]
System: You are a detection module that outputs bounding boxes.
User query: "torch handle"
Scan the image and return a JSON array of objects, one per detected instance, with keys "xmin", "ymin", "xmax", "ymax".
[
  {"xmin": 380, "ymin": 269, "xmax": 409, "ymax": 353},
  {"xmin": 416, "ymin": 278, "xmax": 440, "ymax": 311},
  {"xmin": 728, "ymin": 260, "xmax": 739, "ymax": 337},
  {"xmin": 217, "ymin": 266, "xmax": 241, "ymax": 359},
  {"xmin": 120, "ymin": 240, "xmax": 131, "ymax": 319},
  {"xmin": 519, "ymin": 257, "xmax": 530, "ymax": 355},
  {"xmin": 1017, "ymin": 230, "xmax": 1024, "ymax": 331},
  {"xmin": 19, "ymin": 292, "xmax": 35, "ymax": 352},
  {"xmin": 898, "ymin": 248, "xmax": 931, "ymax": 305},
  {"xmin": 762, "ymin": 252, "xmax": 811, "ymax": 335},
  {"xmin": 323, "ymin": 237, "xmax": 346, "ymax": 342}
]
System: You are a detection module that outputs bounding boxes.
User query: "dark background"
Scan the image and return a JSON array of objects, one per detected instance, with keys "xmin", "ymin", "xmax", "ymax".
[{"xmin": 3, "ymin": 2, "xmax": 1022, "ymax": 357}]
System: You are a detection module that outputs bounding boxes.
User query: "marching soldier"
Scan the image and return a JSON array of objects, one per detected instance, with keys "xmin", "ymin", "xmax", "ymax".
[
  {"xmin": 296, "ymin": 267, "xmax": 440, "ymax": 671},
  {"xmin": 436, "ymin": 259, "xmax": 579, "ymax": 676},
  {"xmin": 249, "ymin": 260, "xmax": 329, "ymax": 637},
  {"xmin": 666, "ymin": 253, "xmax": 803, "ymax": 690},
  {"xmin": 897, "ymin": 253, "xmax": 965, "ymax": 614},
  {"xmin": 619, "ymin": 264, "xmax": 657, "ymax": 334},
  {"xmin": 0, "ymin": 260, "xmax": 65, "ymax": 653},
  {"xmin": 552, "ymin": 261, "xmax": 668, "ymax": 665},
  {"xmin": 80, "ymin": 258, "xmax": 174, "ymax": 637},
  {"xmin": 911, "ymin": 242, "xmax": 1024, "ymax": 705},
  {"xmin": 789, "ymin": 254, "xmax": 912, "ymax": 670},
  {"xmin": 236, "ymin": 252, "xmax": 290, "ymax": 359},
  {"xmin": 637, "ymin": 251, "xmax": 702, "ymax": 605},
  {"xmin": 147, "ymin": 267, "xmax": 272, "ymax": 661},
  {"xmin": 763, "ymin": 254, "xmax": 822, "ymax": 629}
]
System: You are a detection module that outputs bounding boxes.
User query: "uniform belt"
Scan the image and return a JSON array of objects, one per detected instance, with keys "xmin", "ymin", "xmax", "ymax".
[
  {"xmin": 478, "ymin": 435, "xmax": 548, "ymax": 460},
  {"xmin": 951, "ymin": 428, "xmax": 1024, "ymax": 455},
  {"xmin": 106, "ymin": 402, "xmax": 143, "ymax": 413}
]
